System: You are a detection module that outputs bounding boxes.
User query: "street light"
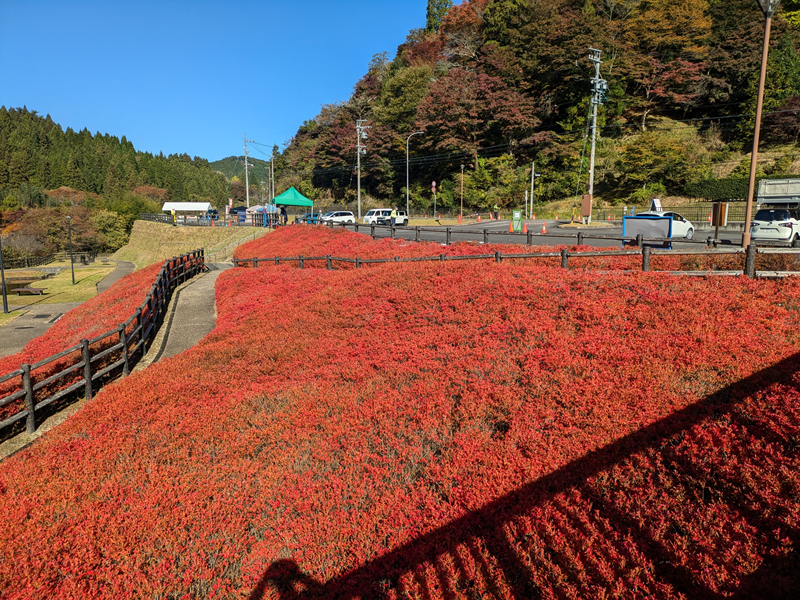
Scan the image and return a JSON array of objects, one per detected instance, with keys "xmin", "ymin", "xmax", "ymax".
[
  {"xmin": 742, "ymin": 0, "xmax": 782, "ymax": 248},
  {"xmin": 406, "ymin": 131, "xmax": 424, "ymax": 216},
  {"xmin": 460, "ymin": 164, "xmax": 465, "ymax": 220},
  {"xmin": 0, "ymin": 231, "xmax": 8, "ymax": 314},
  {"xmin": 66, "ymin": 216, "xmax": 75, "ymax": 285}
]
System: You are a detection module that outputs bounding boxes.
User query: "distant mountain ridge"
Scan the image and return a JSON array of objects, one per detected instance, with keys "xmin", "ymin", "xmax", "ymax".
[{"xmin": 210, "ymin": 156, "xmax": 271, "ymax": 184}]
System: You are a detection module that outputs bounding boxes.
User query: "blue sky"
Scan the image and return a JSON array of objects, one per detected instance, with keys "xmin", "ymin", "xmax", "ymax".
[{"xmin": 0, "ymin": 0, "xmax": 429, "ymax": 162}]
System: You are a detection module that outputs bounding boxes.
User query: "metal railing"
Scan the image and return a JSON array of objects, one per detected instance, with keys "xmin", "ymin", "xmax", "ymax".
[{"xmin": 0, "ymin": 249, "xmax": 205, "ymax": 440}]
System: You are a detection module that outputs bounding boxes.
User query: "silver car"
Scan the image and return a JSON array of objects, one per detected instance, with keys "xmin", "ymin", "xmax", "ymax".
[
  {"xmin": 637, "ymin": 211, "xmax": 695, "ymax": 239},
  {"xmin": 750, "ymin": 207, "xmax": 800, "ymax": 246}
]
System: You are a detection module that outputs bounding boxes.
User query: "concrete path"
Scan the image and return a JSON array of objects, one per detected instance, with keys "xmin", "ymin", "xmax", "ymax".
[
  {"xmin": 0, "ymin": 260, "xmax": 136, "ymax": 359},
  {"xmin": 136, "ymin": 263, "xmax": 232, "ymax": 368},
  {"xmin": 0, "ymin": 302, "xmax": 84, "ymax": 358},
  {"xmin": 97, "ymin": 260, "xmax": 135, "ymax": 294}
]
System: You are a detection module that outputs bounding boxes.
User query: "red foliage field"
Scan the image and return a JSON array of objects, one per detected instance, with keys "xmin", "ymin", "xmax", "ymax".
[{"xmin": 1, "ymin": 227, "xmax": 799, "ymax": 598}]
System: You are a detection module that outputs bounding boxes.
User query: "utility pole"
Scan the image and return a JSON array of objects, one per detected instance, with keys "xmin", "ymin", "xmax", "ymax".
[
  {"xmin": 743, "ymin": 0, "xmax": 782, "ymax": 247},
  {"xmin": 586, "ymin": 48, "xmax": 607, "ymax": 225},
  {"xmin": 0, "ymin": 231, "xmax": 8, "ymax": 314},
  {"xmin": 271, "ymin": 146, "xmax": 276, "ymax": 202},
  {"xmin": 356, "ymin": 120, "xmax": 370, "ymax": 219},
  {"xmin": 244, "ymin": 134, "xmax": 253, "ymax": 208},
  {"xmin": 529, "ymin": 161, "xmax": 542, "ymax": 219}
]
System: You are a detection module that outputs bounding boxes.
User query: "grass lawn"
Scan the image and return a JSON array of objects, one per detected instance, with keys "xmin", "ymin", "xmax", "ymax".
[
  {"xmin": 0, "ymin": 310, "xmax": 24, "ymax": 326},
  {"xmin": 5, "ymin": 265, "xmax": 113, "ymax": 305}
]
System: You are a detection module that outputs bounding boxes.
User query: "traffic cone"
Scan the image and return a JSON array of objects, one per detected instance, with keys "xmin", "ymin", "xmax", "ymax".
[
  {"xmin": 607, "ymin": 214, "xmax": 611, "ymax": 222},
  {"xmin": 532, "ymin": 213, "xmax": 536, "ymax": 220},
  {"xmin": 522, "ymin": 221, "xmax": 528, "ymax": 233},
  {"xmin": 542, "ymin": 221, "xmax": 547, "ymax": 234},
  {"xmin": 508, "ymin": 220, "xmax": 514, "ymax": 233},
  {"xmin": 477, "ymin": 215, "xmax": 481, "ymax": 222},
  {"xmin": 458, "ymin": 214, "xmax": 462, "ymax": 224},
  {"xmin": 555, "ymin": 214, "xmax": 558, "ymax": 221},
  {"xmin": 708, "ymin": 212, "xmax": 712, "ymax": 222}
]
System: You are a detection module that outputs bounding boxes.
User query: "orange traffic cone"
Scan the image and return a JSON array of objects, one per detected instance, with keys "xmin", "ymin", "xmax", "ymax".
[
  {"xmin": 708, "ymin": 212, "xmax": 712, "ymax": 222},
  {"xmin": 522, "ymin": 221, "xmax": 528, "ymax": 233},
  {"xmin": 607, "ymin": 214, "xmax": 611, "ymax": 221},
  {"xmin": 477, "ymin": 215, "xmax": 481, "ymax": 222},
  {"xmin": 542, "ymin": 221, "xmax": 548, "ymax": 234},
  {"xmin": 532, "ymin": 213, "xmax": 536, "ymax": 220},
  {"xmin": 458, "ymin": 214, "xmax": 463, "ymax": 224},
  {"xmin": 555, "ymin": 214, "xmax": 558, "ymax": 221},
  {"xmin": 508, "ymin": 220, "xmax": 514, "ymax": 233}
]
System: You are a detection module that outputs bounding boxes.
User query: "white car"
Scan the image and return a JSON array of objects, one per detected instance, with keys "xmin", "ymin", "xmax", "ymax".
[
  {"xmin": 637, "ymin": 211, "xmax": 695, "ymax": 239},
  {"xmin": 320, "ymin": 211, "xmax": 355, "ymax": 224},
  {"xmin": 750, "ymin": 207, "xmax": 800, "ymax": 246},
  {"xmin": 363, "ymin": 208, "xmax": 392, "ymax": 225}
]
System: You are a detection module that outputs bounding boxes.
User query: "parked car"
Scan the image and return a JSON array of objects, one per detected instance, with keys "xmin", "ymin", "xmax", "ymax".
[
  {"xmin": 377, "ymin": 209, "xmax": 409, "ymax": 227},
  {"xmin": 295, "ymin": 212, "xmax": 322, "ymax": 224},
  {"xmin": 750, "ymin": 207, "xmax": 800, "ymax": 246},
  {"xmin": 363, "ymin": 208, "xmax": 392, "ymax": 225},
  {"xmin": 637, "ymin": 211, "xmax": 695, "ymax": 239},
  {"xmin": 320, "ymin": 211, "xmax": 355, "ymax": 224}
]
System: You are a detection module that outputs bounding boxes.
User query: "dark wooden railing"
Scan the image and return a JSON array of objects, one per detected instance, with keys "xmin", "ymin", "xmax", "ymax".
[
  {"xmin": 233, "ymin": 244, "xmax": 800, "ymax": 279},
  {"xmin": 0, "ymin": 249, "xmax": 205, "ymax": 439}
]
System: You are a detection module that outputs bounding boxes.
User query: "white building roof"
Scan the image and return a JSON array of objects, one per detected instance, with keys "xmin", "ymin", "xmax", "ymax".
[{"xmin": 162, "ymin": 202, "xmax": 213, "ymax": 212}]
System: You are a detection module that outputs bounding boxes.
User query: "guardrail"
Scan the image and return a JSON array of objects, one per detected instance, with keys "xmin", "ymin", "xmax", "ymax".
[
  {"xmin": 234, "ymin": 240, "xmax": 800, "ymax": 280},
  {"xmin": 0, "ymin": 249, "xmax": 205, "ymax": 440}
]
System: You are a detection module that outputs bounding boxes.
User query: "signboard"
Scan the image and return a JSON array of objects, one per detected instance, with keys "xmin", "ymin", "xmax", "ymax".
[
  {"xmin": 622, "ymin": 215, "xmax": 673, "ymax": 249},
  {"xmin": 712, "ymin": 202, "xmax": 729, "ymax": 227},
  {"xmin": 512, "ymin": 210, "xmax": 523, "ymax": 232},
  {"xmin": 649, "ymin": 198, "xmax": 663, "ymax": 211},
  {"xmin": 580, "ymin": 194, "xmax": 592, "ymax": 218}
]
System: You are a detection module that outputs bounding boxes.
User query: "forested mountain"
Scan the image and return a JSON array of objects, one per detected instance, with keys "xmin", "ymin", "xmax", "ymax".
[
  {"xmin": 210, "ymin": 155, "xmax": 272, "ymax": 187},
  {"xmin": 276, "ymin": 0, "xmax": 800, "ymax": 211},
  {"xmin": 0, "ymin": 106, "xmax": 229, "ymax": 210}
]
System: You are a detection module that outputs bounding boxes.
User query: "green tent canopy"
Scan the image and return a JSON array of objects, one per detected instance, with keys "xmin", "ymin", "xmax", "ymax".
[{"xmin": 273, "ymin": 187, "xmax": 313, "ymax": 207}]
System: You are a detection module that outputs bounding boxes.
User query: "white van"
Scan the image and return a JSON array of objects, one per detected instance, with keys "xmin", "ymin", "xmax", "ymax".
[{"xmin": 363, "ymin": 208, "xmax": 408, "ymax": 226}]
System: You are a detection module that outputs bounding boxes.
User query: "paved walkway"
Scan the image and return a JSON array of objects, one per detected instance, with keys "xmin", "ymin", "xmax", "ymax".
[
  {"xmin": 155, "ymin": 264, "xmax": 231, "ymax": 361},
  {"xmin": 0, "ymin": 260, "xmax": 136, "ymax": 359}
]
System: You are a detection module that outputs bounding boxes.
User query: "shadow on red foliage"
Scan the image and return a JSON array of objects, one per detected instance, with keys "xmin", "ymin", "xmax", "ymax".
[{"xmin": 250, "ymin": 352, "xmax": 800, "ymax": 599}]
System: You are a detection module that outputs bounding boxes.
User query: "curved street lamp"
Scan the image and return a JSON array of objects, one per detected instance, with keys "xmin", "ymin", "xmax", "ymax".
[{"xmin": 406, "ymin": 131, "xmax": 424, "ymax": 216}]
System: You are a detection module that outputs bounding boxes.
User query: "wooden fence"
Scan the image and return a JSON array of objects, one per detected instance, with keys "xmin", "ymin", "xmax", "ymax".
[
  {"xmin": 0, "ymin": 249, "xmax": 205, "ymax": 440},
  {"xmin": 234, "ymin": 242, "xmax": 800, "ymax": 279}
]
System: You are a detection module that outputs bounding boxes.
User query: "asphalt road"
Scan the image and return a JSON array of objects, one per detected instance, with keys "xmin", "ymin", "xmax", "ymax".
[{"xmin": 339, "ymin": 220, "xmax": 744, "ymax": 249}]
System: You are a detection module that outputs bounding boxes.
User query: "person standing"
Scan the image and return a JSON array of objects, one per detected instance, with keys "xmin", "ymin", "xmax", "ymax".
[
  {"xmin": 493, "ymin": 203, "xmax": 500, "ymax": 220},
  {"xmin": 391, "ymin": 206, "xmax": 398, "ymax": 227},
  {"xmin": 280, "ymin": 205, "xmax": 287, "ymax": 225}
]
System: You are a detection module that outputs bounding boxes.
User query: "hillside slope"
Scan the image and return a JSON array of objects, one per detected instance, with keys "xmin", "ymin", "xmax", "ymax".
[{"xmin": 112, "ymin": 220, "xmax": 267, "ymax": 269}]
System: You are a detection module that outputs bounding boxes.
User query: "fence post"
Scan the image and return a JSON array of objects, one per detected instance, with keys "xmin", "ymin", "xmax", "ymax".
[
  {"xmin": 415, "ymin": 227, "xmax": 420, "ymax": 242},
  {"xmin": 233, "ymin": 257, "xmax": 239, "ymax": 267},
  {"xmin": 446, "ymin": 228, "xmax": 451, "ymax": 245},
  {"xmin": 356, "ymin": 257, "xmax": 362, "ymax": 269},
  {"xmin": 561, "ymin": 249, "xmax": 569, "ymax": 269},
  {"xmin": 636, "ymin": 234, "xmax": 643, "ymax": 248},
  {"xmin": 254, "ymin": 257, "xmax": 259, "ymax": 268},
  {"xmin": 642, "ymin": 247, "xmax": 651, "ymax": 272},
  {"xmin": 371, "ymin": 225, "xmax": 376, "ymax": 240},
  {"xmin": 355, "ymin": 224, "xmax": 359, "ymax": 233},
  {"xmin": 326, "ymin": 255, "xmax": 332, "ymax": 270},
  {"xmin": 495, "ymin": 251, "xmax": 502, "ymax": 263},
  {"xmin": 745, "ymin": 244, "xmax": 756, "ymax": 278},
  {"xmin": 577, "ymin": 232, "xmax": 584, "ymax": 246},
  {"xmin": 136, "ymin": 313, "xmax": 145, "ymax": 359},
  {"xmin": 440, "ymin": 253, "xmax": 445, "ymax": 261},
  {"xmin": 299, "ymin": 256, "xmax": 304, "ymax": 269},
  {"xmin": 484, "ymin": 229, "xmax": 489, "ymax": 244},
  {"xmin": 275, "ymin": 256, "xmax": 279, "ymax": 265},
  {"xmin": 119, "ymin": 324, "xmax": 129, "ymax": 377},
  {"xmin": 22, "ymin": 364, "xmax": 35, "ymax": 434},
  {"xmin": 527, "ymin": 230, "xmax": 532, "ymax": 245},
  {"xmin": 82, "ymin": 339, "xmax": 92, "ymax": 400}
]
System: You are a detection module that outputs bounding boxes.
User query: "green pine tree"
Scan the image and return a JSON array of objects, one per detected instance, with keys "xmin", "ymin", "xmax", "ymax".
[{"xmin": 425, "ymin": 0, "xmax": 452, "ymax": 33}]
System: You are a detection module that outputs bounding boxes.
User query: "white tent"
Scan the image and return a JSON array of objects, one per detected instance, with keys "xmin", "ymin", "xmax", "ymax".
[{"xmin": 162, "ymin": 202, "xmax": 213, "ymax": 213}]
